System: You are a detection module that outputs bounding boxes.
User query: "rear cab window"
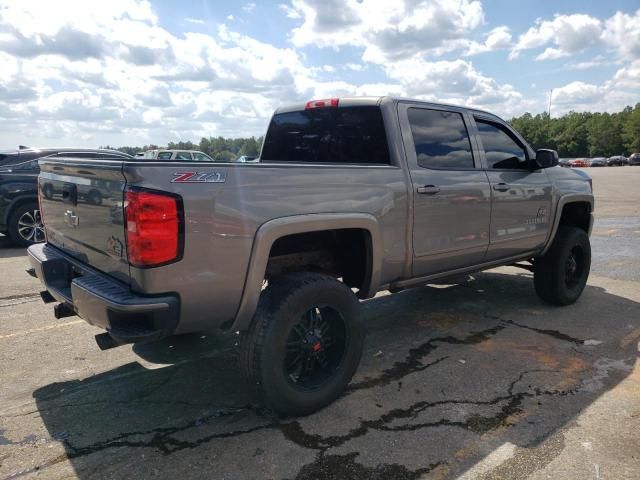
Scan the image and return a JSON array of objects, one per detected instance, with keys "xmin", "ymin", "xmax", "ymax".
[
  {"xmin": 261, "ymin": 105, "xmax": 390, "ymax": 165},
  {"xmin": 407, "ymin": 108, "xmax": 474, "ymax": 169}
]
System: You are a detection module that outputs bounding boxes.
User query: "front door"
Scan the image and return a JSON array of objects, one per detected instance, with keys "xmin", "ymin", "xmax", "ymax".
[
  {"xmin": 399, "ymin": 103, "xmax": 491, "ymax": 277},
  {"xmin": 472, "ymin": 116, "xmax": 553, "ymax": 260}
]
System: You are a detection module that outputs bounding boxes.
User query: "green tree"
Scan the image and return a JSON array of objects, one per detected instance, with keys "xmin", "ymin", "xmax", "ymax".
[{"xmin": 622, "ymin": 104, "xmax": 640, "ymax": 153}]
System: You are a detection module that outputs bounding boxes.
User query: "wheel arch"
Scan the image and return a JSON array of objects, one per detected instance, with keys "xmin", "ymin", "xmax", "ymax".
[
  {"xmin": 541, "ymin": 194, "xmax": 594, "ymax": 256},
  {"xmin": 4, "ymin": 194, "xmax": 38, "ymax": 225},
  {"xmin": 230, "ymin": 213, "xmax": 382, "ymax": 331}
]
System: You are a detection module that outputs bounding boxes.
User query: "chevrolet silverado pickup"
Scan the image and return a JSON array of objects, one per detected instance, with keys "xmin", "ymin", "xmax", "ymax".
[{"xmin": 28, "ymin": 97, "xmax": 594, "ymax": 416}]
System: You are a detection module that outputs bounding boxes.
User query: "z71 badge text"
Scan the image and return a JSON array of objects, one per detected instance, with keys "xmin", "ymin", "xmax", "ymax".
[{"xmin": 171, "ymin": 172, "xmax": 226, "ymax": 183}]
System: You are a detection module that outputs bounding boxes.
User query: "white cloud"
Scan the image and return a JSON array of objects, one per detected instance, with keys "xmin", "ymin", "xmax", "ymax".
[
  {"xmin": 465, "ymin": 26, "xmax": 512, "ymax": 55},
  {"xmin": 602, "ymin": 9, "xmax": 640, "ymax": 61},
  {"xmin": 185, "ymin": 17, "xmax": 205, "ymax": 25},
  {"xmin": 0, "ymin": 0, "xmax": 333, "ymax": 147},
  {"xmin": 242, "ymin": 2, "xmax": 256, "ymax": 14},
  {"xmin": 287, "ymin": 0, "xmax": 487, "ymax": 62},
  {"xmin": 510, "ymin": 14, "xmax": 602, "ymax": 60},
  {"xmin": 551, "ymin": 63, "xmax": 640, "ymax": 115}
]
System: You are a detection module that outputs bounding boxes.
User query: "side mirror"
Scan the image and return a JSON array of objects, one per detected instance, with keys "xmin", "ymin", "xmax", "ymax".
[{"xmin": 534, "ymin": 149, "xmax": 558, "ymax": 169}]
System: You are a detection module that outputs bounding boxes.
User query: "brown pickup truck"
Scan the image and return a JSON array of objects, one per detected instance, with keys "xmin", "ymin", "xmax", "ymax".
[{"xmin": 28, "ymin": 96, "xmax": 593, "ymax": 415}]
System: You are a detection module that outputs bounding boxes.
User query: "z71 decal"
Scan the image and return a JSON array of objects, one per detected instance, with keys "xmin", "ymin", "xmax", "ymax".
[{"xmin": 171, "ymin": 171, "xmax": 226, "ymax": 183}]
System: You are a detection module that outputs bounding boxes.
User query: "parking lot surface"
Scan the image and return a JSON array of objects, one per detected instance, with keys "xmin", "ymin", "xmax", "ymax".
[{"xmin": 1, "ymin": 167, "xmax": 639, "ymax": 480}]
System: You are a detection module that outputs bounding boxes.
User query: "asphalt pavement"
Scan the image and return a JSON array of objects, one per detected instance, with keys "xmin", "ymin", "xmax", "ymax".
[{"xmin": 0, "ymin": 167, "xmax": 639, "ymax": 479}]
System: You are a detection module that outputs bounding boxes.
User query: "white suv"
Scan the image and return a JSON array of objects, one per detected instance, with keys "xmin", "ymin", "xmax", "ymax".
[{"xmin": 140, "ymin": 150, "xmax": 215, "ymax": 161}]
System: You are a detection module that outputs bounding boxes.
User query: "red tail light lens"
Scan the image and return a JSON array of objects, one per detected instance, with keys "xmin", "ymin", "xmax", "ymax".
[
  {"xmin": 305, "ymin": 98, "xmax": 339, "ymax": 109},
  {"xmin": 125, "ymin": 189, "xmax": 183, "ymax": 267}
]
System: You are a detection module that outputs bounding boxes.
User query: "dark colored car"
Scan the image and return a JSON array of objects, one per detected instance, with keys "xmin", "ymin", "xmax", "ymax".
[
  {"xmin": 629, "ymin": 153, "xmax": 640, "ymax": 166},
  {"xmin": 0, "ymin": 148, "xmax": 132, "ymax": 246},
  {"xmin": 558, "ymin": 158, "xmax": 572, "ymax": 167},
  {"xmin": 606, "ymin": 155, "xmax": 627, "ymax": 166},
  {"xmin": 589, "ymin": 157, "xmax": 607, "ymax": 167}
]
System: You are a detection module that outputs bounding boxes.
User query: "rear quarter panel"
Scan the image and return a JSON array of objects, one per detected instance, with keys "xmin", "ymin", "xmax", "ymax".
[{"xmin": 123, "ymin": 162, "xmax": 408, "ymax": 332}]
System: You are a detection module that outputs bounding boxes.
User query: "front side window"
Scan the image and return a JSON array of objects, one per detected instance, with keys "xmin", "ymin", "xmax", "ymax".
[
  {"xmin": 157, "ymin": 152, "xmax": 173, "ymax": 160},
  {"xmin": 261, "ymin": 106, "xmax": 390, "ymax": 164},
  {"xmin": 476, "ymin": 119, "xmax": 527, "ymax": 169},
  {"xmin": 175, "ymin": 152, "xmax": 193, "ymax": 161},
  {"xmin": 408, "ymin": 108, "xmax": 474, "ymax": 169}
]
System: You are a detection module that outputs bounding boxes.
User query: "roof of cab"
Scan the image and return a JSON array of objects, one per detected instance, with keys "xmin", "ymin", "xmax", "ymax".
[{"xmin": 273, "ymin": 96, "xmax": 502, "ymax": 121}]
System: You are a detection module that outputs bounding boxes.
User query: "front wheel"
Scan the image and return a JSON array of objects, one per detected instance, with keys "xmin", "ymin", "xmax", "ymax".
[
  {"xmin": 240, "ymin": 273, "xmax": 364, "ymax": 417},
  {"xmin": 534, "ymin": 226, "xmax": 591, "ymax": 305}
]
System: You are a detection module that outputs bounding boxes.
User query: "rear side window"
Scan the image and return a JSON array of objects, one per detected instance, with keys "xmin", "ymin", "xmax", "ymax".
[
  {"xmin": 408, "ymin": 108, "xmax": 474, "ymax": 169},
  {"xmin": 476, "ymin": 119, "xmax": 527, "ymax": 169},
  {"xmin": 157, "ymin": 152, "xmax": 173, "ymax": 160},
  {"xmin": 261, "ymin": 106, "xmax": 390, "ymax": 164}
]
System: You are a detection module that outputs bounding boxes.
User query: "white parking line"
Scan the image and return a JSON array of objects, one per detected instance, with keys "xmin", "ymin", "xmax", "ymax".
[{"xmin": 0, "ymin": 320, "xmax": 84, "ymax": 340}]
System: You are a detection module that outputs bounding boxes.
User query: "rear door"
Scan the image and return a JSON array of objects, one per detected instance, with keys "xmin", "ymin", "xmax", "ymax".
[
  {"xmin": 39, "ymin": 155, "xmax": 130, "ymax": 283},
  {"xmin": 398, "ymin": 103, "xmax": 491, "ymax": 277},
  {"xmin": 472, "ymin": 116, "xmax": 552, "ymax": 260}
]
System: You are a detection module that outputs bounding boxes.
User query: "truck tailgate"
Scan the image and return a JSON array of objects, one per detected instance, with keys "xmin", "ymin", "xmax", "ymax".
[{"xmin": 38, "ymin": 157, "xmax": 130, "ymax": 284}]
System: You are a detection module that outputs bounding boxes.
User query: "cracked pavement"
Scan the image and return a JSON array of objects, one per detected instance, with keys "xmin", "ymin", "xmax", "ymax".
[{"xmin": 1, "ymin": 167, "xmax": 640, "ymax": 479}]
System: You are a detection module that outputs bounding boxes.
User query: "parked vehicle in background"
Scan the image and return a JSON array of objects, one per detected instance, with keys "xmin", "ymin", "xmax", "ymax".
[
  {"xmin": 29, "ymin": 96, "xmax": 594, "ymax": 416},
  {"xmin": 140, "ymin": 150, "xmax": 215, "ymax": 161},
  {"xmin": 236, "ymin": 155, "xmax": 258, "ymax": 163},
  {"xmin": 558, "ymin": 158, "xmax": 572, "ymax": 167},
  {"xmin": 629, "ymin": 153, "xmax": 640, "ymax": 166},
  {"xmin": 569, "ymin": 158, "xmax": 589, "ymax": 168},
  {"xmin": 0, "ymin": 148, "xmax": 132, "ymax": 246},
  {"xmin": 589, "ymin": 157, "xmax": 606, "ymax": 167},
  {"xmin": 606, "ymin": 155, "xmax": 627, "ymax": 166}
]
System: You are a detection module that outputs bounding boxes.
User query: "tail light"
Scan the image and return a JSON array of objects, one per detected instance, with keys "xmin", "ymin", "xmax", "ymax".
[
  {"xmin": 305, "ymin": 98, "xmax": 339, "ymax": 109},
  {"xmin": 125, "ymin": 188, "xmax": 183, "ymax": 268}
]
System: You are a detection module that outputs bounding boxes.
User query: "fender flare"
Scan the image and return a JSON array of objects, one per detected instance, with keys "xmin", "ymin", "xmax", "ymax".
[
  {"xmin": 541, "ymin": 193, "xmax": 594, "ymax": 256},
  {"xmin": 230, "ymin": 213, "xmax": 382, "ymax": 331}
]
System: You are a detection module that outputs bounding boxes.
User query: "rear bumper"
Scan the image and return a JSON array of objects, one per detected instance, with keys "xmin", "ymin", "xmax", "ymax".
[{"xmin": 27, "ymin": 243, "xmax": 179, "ymax": 344}]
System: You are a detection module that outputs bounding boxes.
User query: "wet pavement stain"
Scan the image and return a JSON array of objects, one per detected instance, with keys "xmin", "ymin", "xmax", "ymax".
[
  {"xmin": 291, "ymin": 452, "xmax": 442, "ymax": 480},
  {"xmin": 350, "ymin": 324, "xmax": 506, "ymax": 390},
  {"xmin": 497, "ymin": 318, "xmax": 585, "ymax": 345},
  {"xmin": 7, "ymin": 315, "xmax": 613, "ymax": 479}
]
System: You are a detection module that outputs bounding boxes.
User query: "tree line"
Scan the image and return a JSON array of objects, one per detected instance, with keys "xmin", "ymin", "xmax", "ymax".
[
  {"xmin": 105, "ymin": 103, "xmax": 640, "ymax": 160},
  {"xmin": 103, "ymin": 136, "xmax": 263, "ymax": 161},
  {"xmin": 509, "ymin": 103, "xmax": 640, "ymax": 158}
]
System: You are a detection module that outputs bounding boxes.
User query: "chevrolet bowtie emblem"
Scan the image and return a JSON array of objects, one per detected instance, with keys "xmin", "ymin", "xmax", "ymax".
[{"xmin": 64, "ymin": 209, "xmax": 79, "ymax": 228}]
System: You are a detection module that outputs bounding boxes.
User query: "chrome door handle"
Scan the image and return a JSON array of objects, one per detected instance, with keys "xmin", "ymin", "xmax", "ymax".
[
  {"xmin": 493, "ymin": 183, "xmax": 510, "ymax": 192},
  {"xmin": 417, "ymin": 185, "xmax": 440, "ymax": 195}
]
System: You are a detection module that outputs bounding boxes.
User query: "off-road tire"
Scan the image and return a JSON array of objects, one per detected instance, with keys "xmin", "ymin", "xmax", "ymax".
[
  {"xmin": 534, "ymin": 226, "xmax": 590, "ymax": 305},
  {"xmin": 240, "ymin": 272, "xmax": 364, "ymax": 417}
]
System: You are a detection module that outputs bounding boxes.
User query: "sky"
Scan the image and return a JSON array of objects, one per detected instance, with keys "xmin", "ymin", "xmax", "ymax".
[{"xmin": 0, "ymin": 0, "xmax": 639, "ymax": 149}]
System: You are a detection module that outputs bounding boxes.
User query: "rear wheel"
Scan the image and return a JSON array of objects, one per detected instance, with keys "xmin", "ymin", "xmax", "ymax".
[
  {"xmin": 8, "ymin": 203, "xmax": 45, "ymax": 247},
  {"xmin": 240, "ymin": 273, "xmax": 364, "ymax": 417},
  {"xmin": 534, "ymin": 226, "xmax": 590, "ymax": 305}
]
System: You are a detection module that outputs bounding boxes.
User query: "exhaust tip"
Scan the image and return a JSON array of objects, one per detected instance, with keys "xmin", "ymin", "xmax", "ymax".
[
  {"xmin": 53, "ymin": 303, "xmax": 76, "ymax": 319},
  {"xmin": 95, "ymin": 333, "xmax": 125, "ymax": 350},
  {"xmin": 40, "ymin": 291, "xmax": 56, "ymax": 304}
]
